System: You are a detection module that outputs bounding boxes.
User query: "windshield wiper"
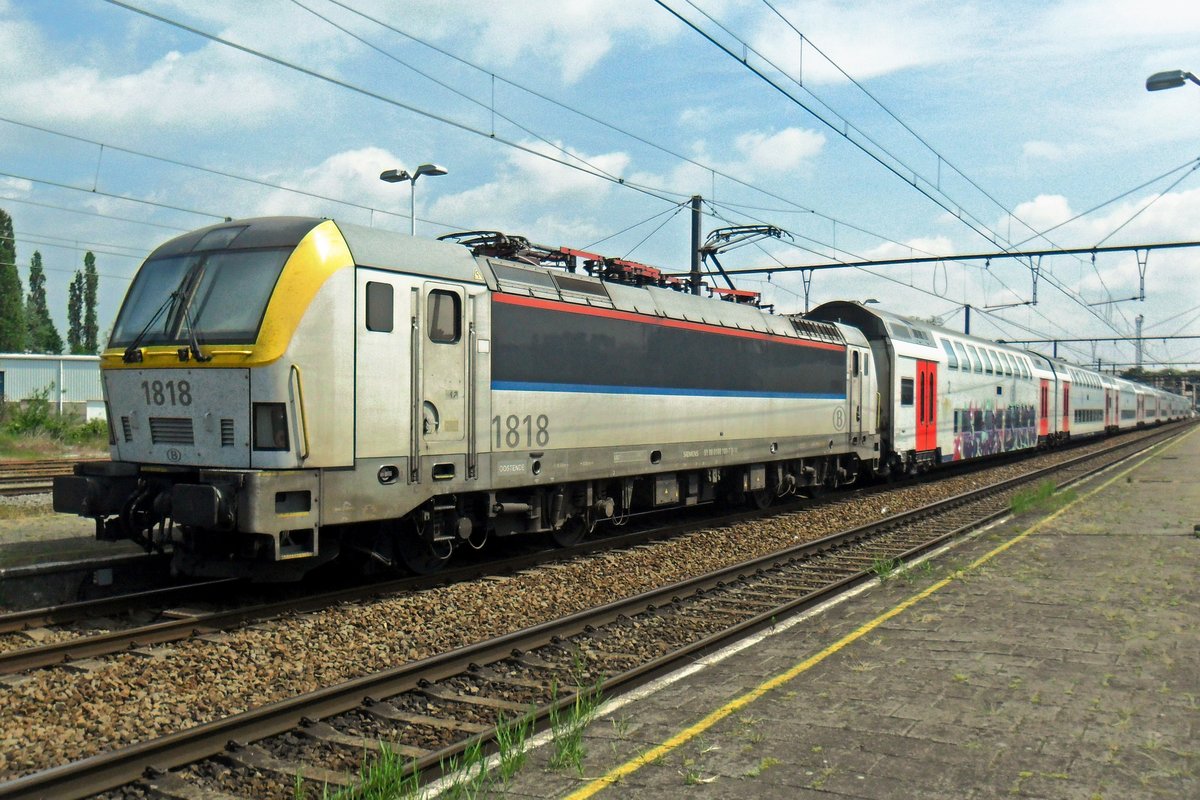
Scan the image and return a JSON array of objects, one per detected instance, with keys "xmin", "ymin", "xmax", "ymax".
[
  {"xmin": 122, "ymin": 255, "xmax": 214, "ymax": 363},
  {"xmin": 122, "ymin": 291, "xmax": 179, "ymax": 363},
  {"xmin": 178, "ymin": 297, "xmax": 212, "ymax": 363}
]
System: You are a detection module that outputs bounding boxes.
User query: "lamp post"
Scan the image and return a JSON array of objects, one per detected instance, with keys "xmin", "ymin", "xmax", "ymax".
[
  {"xmin": 1146, "ymin": 69, "xmax": 1200, "ymax": 92},
  {"xmin": 380, "ymin": 164, "xmax": 448, "ymax": 236}
]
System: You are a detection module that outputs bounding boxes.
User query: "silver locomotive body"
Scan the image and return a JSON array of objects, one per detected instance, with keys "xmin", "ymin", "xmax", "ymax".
[{"xmin": 56, "ymin": 217, "xmax": 878, "ymax": 579}]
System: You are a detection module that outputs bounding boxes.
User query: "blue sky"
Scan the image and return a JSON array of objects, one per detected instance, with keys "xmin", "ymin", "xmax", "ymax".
[{"xmin": 2, "ymin": 0, "xmax": 1198, "ymax": 369}]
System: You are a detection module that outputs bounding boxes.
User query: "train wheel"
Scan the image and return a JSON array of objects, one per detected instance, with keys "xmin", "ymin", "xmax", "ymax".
[
  {"xmin": 397, "ymin": 535, "xmax": 452, "ymax": 575},
  {"xmin": 550, "ymin": 516, "xmax": 588, "ymax": 548},
  {"xmin": 749, "ymin": 488, "xmax": 773, "ymax": 510}
]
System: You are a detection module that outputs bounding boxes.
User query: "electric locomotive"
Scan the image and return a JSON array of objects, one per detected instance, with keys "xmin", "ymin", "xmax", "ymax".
[{"xmin": 54, "ymin": 217, "xmax": 878, "ymax": 579}]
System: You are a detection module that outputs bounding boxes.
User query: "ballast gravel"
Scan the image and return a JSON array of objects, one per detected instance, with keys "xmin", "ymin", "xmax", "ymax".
[{"xmin": 0, "ymin": 435, "xmax": 1146, "ymax": 779}]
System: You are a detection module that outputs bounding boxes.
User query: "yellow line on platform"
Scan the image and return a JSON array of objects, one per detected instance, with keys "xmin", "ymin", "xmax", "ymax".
[{"xmin": 564, "ymin": 427, "xmax": 1196, "ymax": 799}]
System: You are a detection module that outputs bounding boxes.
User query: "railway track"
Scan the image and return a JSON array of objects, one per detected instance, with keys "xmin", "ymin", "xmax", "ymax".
[
  {"xmin": 0, "ymin": 458, "xmax": 104, "ymax": 498},
  {"xmin": 0, "ymin": 421, "xmax": 1187, "ymax": 799},
  {"xmin": 0, "ymin": 423, "xmax": 1170, "ymax": 676}
]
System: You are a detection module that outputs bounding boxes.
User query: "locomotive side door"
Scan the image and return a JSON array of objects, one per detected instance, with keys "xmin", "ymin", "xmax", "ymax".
[
  {"xmin": 355, "ymin": 269, "xmax": 413, "ymax": 460},
  {"xmin": 417, "ymin": 282, "xmax": 468, "ymax": 465},
  {"xmin": 1105, "ymin": 388, "xmax": 1112, "ymax": 429}
]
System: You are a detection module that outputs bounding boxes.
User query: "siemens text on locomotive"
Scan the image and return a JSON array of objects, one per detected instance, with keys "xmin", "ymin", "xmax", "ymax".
[{"xmin": 53, "ymin": 218, "xmax": 1192, "ymax": 579}]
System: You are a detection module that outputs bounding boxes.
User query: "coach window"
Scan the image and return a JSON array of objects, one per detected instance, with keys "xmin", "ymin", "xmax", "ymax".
[
  {"xmin": 365, "ymin": 281, "xmax": 394, "ymax": 332},
  {"xmin": 940, "ymin": 339, "xmax": 959, "ymax": 369},
  {"xmin": 954, "ymin": 341, "xmax": 969, "ymax": 371},
  {"xmin": 983, "ymin": 350, "xmax": 995, "ymax": 375},
  {"xmin": 427, "ymin": 290, "xmax": 461, "ymax": 343},
  {"xmin": 1002, "ymin": 353, "xmax": 1013, "ymax": 376},
  {"xmin": 966, "ymin": 345, "xmax": 982, "ymax": 373},
  {"xmin": 900, "ymin": 377, "xmax": 914, "ymax": 406}
]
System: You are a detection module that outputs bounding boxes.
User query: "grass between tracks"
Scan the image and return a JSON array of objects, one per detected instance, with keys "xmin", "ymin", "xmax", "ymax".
[
  {"xmin": 1010, "ymin": 479, "xmax": 1078, "ymax": 516},
  {"xmin": 292, "ymin": 680, "xmax": 605, "ymax": 800}
]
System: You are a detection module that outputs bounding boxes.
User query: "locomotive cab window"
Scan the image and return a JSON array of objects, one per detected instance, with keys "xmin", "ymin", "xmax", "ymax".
[
  {"xmin": 900, "ymin": 377, "xmax": 914, "ymax": 406},
  {"xmin": 365, "ymin": 281, "xmax": 394, "ymax": 332},
  {"xmin": 427, "ymin": 290, "xmax": 461, "ymax": 343},
  {"xmin": 852, "ymin": 351, "xmax": 860, "ymax": 375}
]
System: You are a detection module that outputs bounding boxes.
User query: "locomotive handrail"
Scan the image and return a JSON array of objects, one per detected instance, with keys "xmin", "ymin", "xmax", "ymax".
[{"xmin": 289, "ymin": 363, "xmax": 310, "ymax": 460}]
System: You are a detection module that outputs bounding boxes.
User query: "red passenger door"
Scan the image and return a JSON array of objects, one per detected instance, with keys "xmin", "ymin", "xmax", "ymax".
[
  {"xmin": 1038, "ymin": 379, "xmax": 1050, "ymax": 436},
  {"xmin": 915, "ymin": 359, "xmax": 938, "ymax": 451},
  {"xmin": 1062, "ymin": 383, "xmax": 1071, "ymax": 434}
]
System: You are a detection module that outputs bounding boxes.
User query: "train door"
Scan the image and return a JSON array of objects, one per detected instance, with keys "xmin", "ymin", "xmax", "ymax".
[
  {"xmin": 1038, "ymin": 379, "xmax": 1050, "ymax": 437},
  {"xmin": 418, "ymin": 283, "xmax": 469, "ymax": 466},
  {"xmin": 849, "ymin": 348, "xmax": 865, "ymax": 442},
  {"xmin": 915, "ymin": 359, "xmax": 937, "ymax": 451},
  {"xmin": 355, "ymin": 270, "xmax": 413, "ymax": 460},
  {"xmin": 1062, "ymin": 383, "xmax": 1071, "ymax": 434}
]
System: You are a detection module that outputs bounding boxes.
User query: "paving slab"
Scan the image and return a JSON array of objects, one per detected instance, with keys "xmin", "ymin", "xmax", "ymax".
[{"xmin": 490, "ymin": 425, "xmax": 1200, "ymax": 799}]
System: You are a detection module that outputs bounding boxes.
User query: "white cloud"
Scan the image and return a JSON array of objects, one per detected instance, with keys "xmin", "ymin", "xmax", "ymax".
[
  {"xmin": 1022, "ymin": 141, "xmax": 1067, "ymax": 162},
  {"xmin": 2, "ymin": 47, "xmax": 298, "ymax": 132},
  {"xmin": 734, "ymin": 128, "xmax": 826, "ymax": 174},
  {"xmin": 0, "ymin": 177, "xmax": 33, "ymax": 194},
  {"xmin": 1006, "ymin": 195, "xmax": 1074, "ymax": 239},
  {"xmin": 862, "ymin": 235, "xmax": 957, "ymax": 262},
  {"xmin": 383, "ymin": 0, "xmax": 687, "ymax": 84},
  {"xmin": 428, "ymin": 140, "xmax": 631, "ymax": 240},
  {"xmin": 747, "ymin": 0, "xmax": 988, "ymax": 84}
]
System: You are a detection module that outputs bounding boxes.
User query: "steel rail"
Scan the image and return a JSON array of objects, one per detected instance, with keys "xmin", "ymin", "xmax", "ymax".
[
  {"xmin": 0, "ymin": 421, "xmax": 1186, "ymax": 800},
  {"xmin": 391, "ymin": 420, "xmax": 1197, "ymax": 784},
  {"xmin": 0, "ymin": 579, "xmax": 236, "ymax": 635},
  {"xmin": 0, "ymin": 422, "xmax": 1179, "ymax": 671},
  {"xmin": 0, "ymin": 491, "xmax": 835, "ymax": 674}
]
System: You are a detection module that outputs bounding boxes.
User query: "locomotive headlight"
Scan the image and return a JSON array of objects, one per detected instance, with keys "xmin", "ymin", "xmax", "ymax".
[{"xmin": 253, "ymin": 403, "xmax": 290, "ymax": 451}]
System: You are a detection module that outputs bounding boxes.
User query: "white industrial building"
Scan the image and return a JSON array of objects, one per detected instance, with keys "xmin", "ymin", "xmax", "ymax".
[{"xmin": 0, "ymin": 353, "xmax": 104, "ymax": 419}]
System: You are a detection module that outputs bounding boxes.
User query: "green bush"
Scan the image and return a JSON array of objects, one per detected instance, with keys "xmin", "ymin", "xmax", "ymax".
[
  {"xmin": 2, "ymin": 384, "xmax": 109, "ymax": 446},
  {"xmin": 5, "ymin": 385, "xmax": 57, "ymax": 436}
]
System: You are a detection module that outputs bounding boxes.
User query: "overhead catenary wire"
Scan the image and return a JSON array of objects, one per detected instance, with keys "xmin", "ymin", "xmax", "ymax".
[
  {"xmin": 756, "ymin": 0, "xmax": 1171, "ymax": 325},
  {"xmin": 1093, "ymin": 160, "xmax": 1200, "ymax": 247},
  {"xmin": 10, "ymin": 2, "xmax": 1183, "ymax": 372},
  {"xmin": 657, "ymin": 0, "xmax": 1013, "ymax": 251},
  {"xmin": 317, "ymin": 0, "xmax": 927, "ymax": 255},
  {"xmin": 100, "ymin": 0, "xmax": 690, "ymax": 213},
  {"xmin": 0, "ymin": 191, "xmax": 193, "ymax": 233},
  {"xmin": 658, "ymin": 0, "xmax": 1165, "ymax": 342}
]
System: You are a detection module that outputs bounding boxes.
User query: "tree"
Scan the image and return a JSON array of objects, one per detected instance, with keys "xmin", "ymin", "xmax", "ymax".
[
  {"xmin": 0, "ymin": 208, "xmax": 26, "ymax": 352},
  {"xmin": 83, "ymin": 251, "xmax": 99, "ymax": 353},
  {"xmin": 67, "ymin": 270, "xmax": 84, "ymax": 354},
  {"xmin": 25, "ymin": 251, "xmax": 63, "ymax": 354}
]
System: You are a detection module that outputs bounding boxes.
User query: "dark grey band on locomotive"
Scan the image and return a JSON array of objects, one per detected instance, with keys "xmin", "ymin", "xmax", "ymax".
[{"xmin": 491, "ymin": 295, "xmax": 848, "ymax": 399}]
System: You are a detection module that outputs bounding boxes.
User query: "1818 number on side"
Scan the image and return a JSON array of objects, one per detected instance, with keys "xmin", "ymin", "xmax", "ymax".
[{"xmin": 491, "ymin": 414, "xmax": 549, "ymax": 448}]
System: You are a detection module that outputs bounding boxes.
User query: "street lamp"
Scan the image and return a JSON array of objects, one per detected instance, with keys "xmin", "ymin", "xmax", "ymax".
[
  {"xmin": 1146, "ymin": 69, "xmax": 1200, "ymax": 92},
  {"xmin": 380, "ymin": 163, "xmax": 448, "ymax": 236}
]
